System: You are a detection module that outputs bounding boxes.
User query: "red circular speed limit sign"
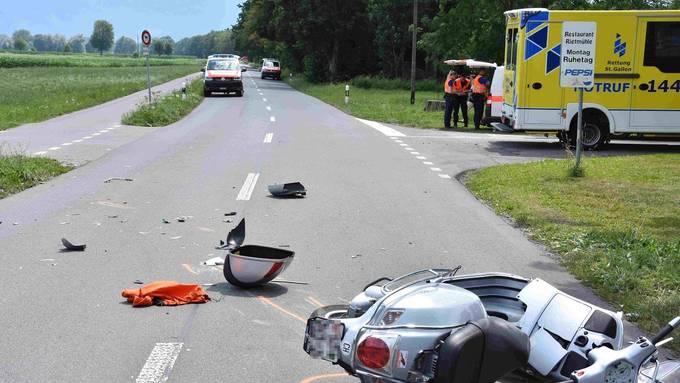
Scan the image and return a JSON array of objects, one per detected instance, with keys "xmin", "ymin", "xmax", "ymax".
[{"xmin": 141, "ymin": 30, "xmax": 151, "ymax": 46}]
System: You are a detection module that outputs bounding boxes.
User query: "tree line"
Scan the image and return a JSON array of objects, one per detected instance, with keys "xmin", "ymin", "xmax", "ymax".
[
  {"xmin": 231, "ymin": 0, "xmax": 680, "ymax": 82},
  {"xmin": 0, "ymin": 20, "xmax": 176, "ymax": 56}
]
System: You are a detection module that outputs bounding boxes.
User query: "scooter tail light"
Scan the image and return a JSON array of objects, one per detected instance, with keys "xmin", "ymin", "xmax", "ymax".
[{"xmin": 357, "ymin": 336, "xmax": 390, "ymax": 369}]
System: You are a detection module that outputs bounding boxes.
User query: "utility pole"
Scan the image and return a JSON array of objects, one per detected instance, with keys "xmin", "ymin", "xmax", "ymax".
[{"xmin": 410, "ymin": 0, "xmax": 418, "ymax": 105}]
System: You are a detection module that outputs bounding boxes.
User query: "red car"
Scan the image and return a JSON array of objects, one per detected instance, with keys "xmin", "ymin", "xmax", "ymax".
[{"xmin": 261, "ymin": 59, "xmax": 281, "ymax": 80}]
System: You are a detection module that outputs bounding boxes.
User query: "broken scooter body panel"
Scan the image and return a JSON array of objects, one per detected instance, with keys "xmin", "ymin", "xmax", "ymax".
[{"xmin": 217, "ymin": 218, "xmax": 295, "ymax": 288}]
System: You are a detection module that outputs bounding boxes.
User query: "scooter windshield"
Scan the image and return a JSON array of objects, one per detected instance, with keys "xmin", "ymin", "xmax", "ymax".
[{"xmin": 383, "ymin": 269, "xmax": 451, "ymax": 292}]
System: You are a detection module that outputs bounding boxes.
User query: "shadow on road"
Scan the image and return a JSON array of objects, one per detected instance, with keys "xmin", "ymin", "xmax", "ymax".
[
  {"xmin": 207, "ymin": 282, "xmax": 288, "ymax": 299},
  {"xmin": 485, "ymin": 139, "xmax": 679, "ymax": 159}
]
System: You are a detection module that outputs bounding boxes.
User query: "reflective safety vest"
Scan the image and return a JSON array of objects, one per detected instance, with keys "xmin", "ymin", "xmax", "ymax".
[
  {"xmin": 453, "ymin": 78, "xmax": 470, "ymax": 94},
  {"xmin": 472, "ymin": 75, "xmax": 488, "ymax": 94},
  {"xmin": 443, "ymin": 75, "xmax": 454, "ymax": 94}
]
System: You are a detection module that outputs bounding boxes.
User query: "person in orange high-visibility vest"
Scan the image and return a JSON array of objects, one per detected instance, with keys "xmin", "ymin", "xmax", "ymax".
[
  {"xmin": 452, "ymin": 72, "xmax": 471, "ymax": 128},
  {"xmin": 471, "ymin": 69, "xmax": 490, "ymax": 129},
  {"xmin": 443, "ymin": 70, "xmax": 456, "ymax": 129}
]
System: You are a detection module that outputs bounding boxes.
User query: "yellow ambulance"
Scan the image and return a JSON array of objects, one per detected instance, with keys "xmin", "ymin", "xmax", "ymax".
[{"xmin": 498, "ymin": 8, "xmax": 680, "ymax": 149}]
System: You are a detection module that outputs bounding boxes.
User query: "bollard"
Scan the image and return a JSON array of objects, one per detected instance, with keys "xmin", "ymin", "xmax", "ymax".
[
  {"xmin": 345, "ymin": 84, "xmax": 350, "ymax": 105},
  {"xmin": 181, "ymin": 81, "xmax": 187, "ymax": 101}
]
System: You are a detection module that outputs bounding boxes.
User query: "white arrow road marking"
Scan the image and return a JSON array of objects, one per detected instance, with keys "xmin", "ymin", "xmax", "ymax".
[
  {"xmin": 236, "ymin": 173, "xmax": 260, "ymax": 201},
  {"xmin": 136, "ymin": 342, "xmax": 183, "ymax": 383},
  {"xmin": 263, "ymin": 133, "xmax": 273, "ymax": 143},
  {"xmin": 355, "ymin": 118, "xmax": 405, "ymax": 137}
]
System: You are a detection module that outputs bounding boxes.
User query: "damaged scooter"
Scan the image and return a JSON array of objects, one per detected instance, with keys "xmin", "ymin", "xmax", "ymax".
[{"xmin": 303, "ymin": 268, "xmax": 679, "ymax": 383}]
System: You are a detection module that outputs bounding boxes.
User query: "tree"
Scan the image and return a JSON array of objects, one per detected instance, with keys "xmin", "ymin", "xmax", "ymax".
[
  {"xmin": 90, "ymin": 20, "xmax": 114, "ymax": 55},
  {"xmin": 68, "ymin": 34, "xmax": 86, "ymax": 53},
  {"xmin": 152, "ymin": 39, "xmax": 165, "ymax": 56},
  {"xmin": 13, "ymin": 37, "xmax": 28, "ymax": 51},
  {"xmin": 12, "ymin": 29, "xmax": 32, "ymax": 45},
  {"xmin": 114, "ymin": 36, "xmax": 137, "ymax": 54},
  {"xmin": 0, "ymin": 34, "xmax": 12, "ymax": 49}
]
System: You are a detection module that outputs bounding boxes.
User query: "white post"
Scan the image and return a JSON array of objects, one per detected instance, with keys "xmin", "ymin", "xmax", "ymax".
[
  {"xmin": 344, "ymin": 84, "xmax": 350, "ymax": 105},
  {"xmin": 145, "ymin": 54, "xmax": 152, "ymax": 103}
]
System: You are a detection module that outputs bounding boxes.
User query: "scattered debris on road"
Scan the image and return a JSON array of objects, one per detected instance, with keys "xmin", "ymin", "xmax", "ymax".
[
  {"xmin": 61, "ymin": 238, "xmax": 86, "ymax": 251},
  {"xmin": 121, "ymin": 281, "xmax": 210, "ymax": 307},
  {"xmin": 351, "ymin": 254, "xmax": 362, "ymax": 258},
  {"xmin": 176, "ymin": 216, "xmax": 187, "ymax": 223},
  {"xmin": 203, "ymin": 256, "xmax": 225, "ymax": 266},
  {"xmin": 224, "ymin": 211, "xmax": 237, "ymax": 216},
  {"xmin": 268, "ymin": 182, "xmax": 307, "ymax": 197},
  {"xmin": 162, "ymin": 218, "xmax": 170, "ymax": 224},
  {"xmin": 133, "ymin": 280, "xmax": 144, "ymax": 285},
  {"xmin": 104, "ymin": 177, "xmax": 133, "ymax": 183}
]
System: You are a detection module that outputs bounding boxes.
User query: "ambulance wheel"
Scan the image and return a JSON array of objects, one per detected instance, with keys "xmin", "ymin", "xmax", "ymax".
[
  {"xmin": 203, "ymin": 89, "xmax": 211, "ymax": 97},
  {"xmin": 569, "ymin": 110, "xmax": 610, "ymax": 150}
]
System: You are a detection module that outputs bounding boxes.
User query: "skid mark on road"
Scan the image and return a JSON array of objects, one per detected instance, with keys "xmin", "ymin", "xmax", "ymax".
[
  {"xmin": 182, "ymin": 264, "xmax": 199, "ymax": 275},
  {"xmin": 136, "ymin": 342, "xmax": 183, "ymax": 383},
  {"xmin": 256, "ymin": 296, "xmax": 306, "ymax": 324},
  {"xmin": 236, "ymin": 172, "xmax": 260, "ymax": 201}
]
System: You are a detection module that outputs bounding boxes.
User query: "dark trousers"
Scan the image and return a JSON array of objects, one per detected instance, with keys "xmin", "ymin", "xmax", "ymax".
[
  {"xmin": 443, "ymin": 94, "xmax": 454, "ymax": 129},
  {"xmin": 472, "ymin": 93, "xmax": 486, "ymax": 129},
  {"xmin": 452, "ymin": 95, "xmax": 468, "ymax": 127}
]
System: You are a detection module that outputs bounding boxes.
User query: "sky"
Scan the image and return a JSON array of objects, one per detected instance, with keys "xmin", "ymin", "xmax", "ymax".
[{"xmin": 0, "ymin": 0, "xmax": 243, "ymax": 41}]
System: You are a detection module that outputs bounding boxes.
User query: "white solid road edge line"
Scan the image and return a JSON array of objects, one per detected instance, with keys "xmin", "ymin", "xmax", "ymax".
[
  {"xmin": 355, "ymin": 118, "xmax": 405, "ymax": 137},
  {"xmin": 236, "ymin": 173, "xmax": 260, "ymax": 201},
  {"xmin": 136, "ymin": 342, "xmax": 183, "ymax": 383},
  {"xmin": 48, "ymin": 146, "xmax": 60, "ymax": 151},
  {"xmin": 263, "ymin": 132, "xmax": 273, "ymax": 143}
]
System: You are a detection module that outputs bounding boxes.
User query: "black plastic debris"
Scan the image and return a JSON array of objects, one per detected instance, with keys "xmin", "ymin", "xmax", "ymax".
[
  {"xmin": 216, "ymin": 218, "xmax": 294, "ymax": 288},
  {"xmin": 104, "ymin": 177, "xmax": 133, "ymax": 183},
  {"xmin": 162, "ymin": 218, "xmax": 170, "ymax": 224},
  {"xmin": 224, "ymin": 212, "xmax": 237, "ymax": 216},
  {"xmin": 133, "ymin": 280, "xmax": 144, "ymax": 285},
  {"xmin": 61, "ymin": 238, "xmax": 86, "ymax": 251},
  {"xmin": 268, "ymin": 182, "xmax": 306, "ymax": 197},
  {"xmin": 176, "ymin": 216, "xmax": 187, "ymax": 223}
]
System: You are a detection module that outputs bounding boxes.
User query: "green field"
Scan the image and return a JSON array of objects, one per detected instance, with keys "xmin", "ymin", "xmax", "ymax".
[
  {"xmin": 466, "ymin": 155, "xmax": 680, "ymax": 350},
  {"xmin": 0, "ymin": 52, "xmax": 202, "ymax": 130},
  {"xmin": 122, "ymin": 78, "xmax": 204, "ymax": 127},
  {"xmin": 0, "ymin": 52, "xmax": 200, "ymax": 68},
  {"xmin": 286, "ymin": 76, "xmax": 488, "ymax": 131}
]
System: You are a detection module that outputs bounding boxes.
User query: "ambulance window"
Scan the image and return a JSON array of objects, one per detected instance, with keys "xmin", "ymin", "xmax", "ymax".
[
  {"xmin": 643, "ymin": 22, "xmax": 680, "ymax": 73},
  {"xmin": 505, "ymin": 28, "xmax": 518, "ymax": 70}
]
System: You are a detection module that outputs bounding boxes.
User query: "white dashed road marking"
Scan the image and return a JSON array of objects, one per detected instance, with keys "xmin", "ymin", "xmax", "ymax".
[
  {"xmin": 423, "ymin": 161, "xmax": 434, "ymax": 165},
  {"xmin": 73, "ymin": 139, "xmax": 83, "ymax": 143},
  {"xmin": 270, "ymin": 116, "xmax": 276, "ymax": 122},
  {"xmin": 404, "ymin": 147, "xmax": 414, "ymax": 151},
  {"xmin": 61, "ymin": 142, "xmax": 72, "ymax": 146},
  {"xmin": 83, "ymin": 136, "xmax": 92, "ymax": 140},
  {"xmin": 33, "ymin": 151, "xmax": 47, "ymax": 156},
  {"xmin": 399, "ymin": 143, "xmax": 408, "ymax": 147},
  {"xmin": 266, "ymin": 106, "xmax": 271, "ymax": 111},
  {"xmin": 262, "ymin": 98, "xmax": 267, "ymax": 102},
  {"xmin": 48, "ymin": 146, "xmax": 60, "ymax": 151},
  {"xmin": 263, "ymin": 133, "xmax": 273, "ymax": 143},
  {"xmin": 410, "ymin": 151, "xmax": 420, "ymax": 155},
  {"xmin": 135, "ymin": 342, "xmax": 183, "ymax": 383},
  {"xmin": 430, "ymin": 167, "xmax": 442, "ymax": 172},
  {"xmin": 416, "ymin": 156, "xmax": 426, "ymax": 160},
  {"xmin": 439, "ymin": 174, "xmax": 451, "ymax": 179},
  {"xmin": 236, "ymin": 173, "xmax": 260, "ymax": 201},
  {"xmin": 92, "ymin": 132, "xmax": 100, "ymax": 136},
  {"xmin": 356, "ymin": 118, "xmax": 405, "ymax": 137}
]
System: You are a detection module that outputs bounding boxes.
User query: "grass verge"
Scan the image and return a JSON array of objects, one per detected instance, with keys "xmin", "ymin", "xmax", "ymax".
[
  {"xmin": 0, "ymin": 52, "xmax": 201, "ymax": 68},
  {"xmin": 0, "ymin": 154, "xmax": 71, "ymax": 199},
  {"xmin": 465, "ymin": 154, "xmax": 680, "ymax": 351},
  {"xmin": 0, "ymin": 65, "xmax": 198, "ymax": 130},
  {"xmin": 286, "ymin": 76, "xmax": 489, "ymax": 131},
  {"xmin": 121, "ymin": 78, "xmax": 203, "ymax": 127}
]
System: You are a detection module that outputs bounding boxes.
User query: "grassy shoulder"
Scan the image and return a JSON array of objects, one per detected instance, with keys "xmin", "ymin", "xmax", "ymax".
[
  {"xmin": 0, "ymin": 52, "xmax": 201, "ymax": 68},
  {"xmin": 286, "ymin": 75, "xmax": 489, "ymax": 131},
  {"xmin": 465, "ymin": 154, "xmax": 680, "ymax": 350},
  {"xmin": 0, "ymin": 154, "xmax": 71, "ymax": 199},
  {"xmin": 0, "ymin": 65, "xmax": 199, "ymax": 130},
  {"xmin": 121, "ymin": 78, "xmax": 203, "ymax": 127}
]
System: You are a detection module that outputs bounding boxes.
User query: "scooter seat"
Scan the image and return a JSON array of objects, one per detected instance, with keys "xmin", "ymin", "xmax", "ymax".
[{"xmin": 434, "ymin": 317, "xmax": 530, "ymax": 383}]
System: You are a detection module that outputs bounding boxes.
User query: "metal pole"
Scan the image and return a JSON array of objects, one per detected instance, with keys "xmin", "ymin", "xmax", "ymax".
[
  {"xmin": 409, "ymin": 0, "xmax": 417, "ymax": 105},
  {"xmin": 575, "ymin": 87, "xmax": 584, "ymax": 169},
  {"xmin": 145, "ymin": 53, "xmax": 152, "ymax": 103}
]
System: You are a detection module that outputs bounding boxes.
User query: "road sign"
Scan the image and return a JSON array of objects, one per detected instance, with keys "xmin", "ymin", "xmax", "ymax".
[
  {"xmin": 141, "ymin": 30, "xmax": 151, "ymax": 46},
  {"xmin": 142, "ymin": 46, "xmax": 149, "ymax": 57},
  {"xmin": 560, "ymin": 21, "xmax": 596, "ymax": 88}
]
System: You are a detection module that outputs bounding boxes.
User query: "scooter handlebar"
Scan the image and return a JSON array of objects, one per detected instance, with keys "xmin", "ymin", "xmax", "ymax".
[{"xmin": 651, "ymin": 316, "xmax": 680, "ymax": 345}]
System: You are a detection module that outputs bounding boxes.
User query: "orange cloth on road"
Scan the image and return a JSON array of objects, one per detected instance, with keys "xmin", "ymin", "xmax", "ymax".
[{"xmin": 121, "ymin": 281, "xmax": 210, "ymax": 307}]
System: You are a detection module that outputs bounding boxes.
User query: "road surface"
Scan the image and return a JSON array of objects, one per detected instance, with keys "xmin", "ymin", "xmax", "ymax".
[{"xmin": 0, "ymin": 71, "xmax": 677, "ymax": 383}]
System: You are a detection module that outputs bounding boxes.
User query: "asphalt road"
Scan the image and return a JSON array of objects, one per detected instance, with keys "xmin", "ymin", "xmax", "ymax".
[{"xmin": 0, "ymin": 71, "xmax": 677, "ymax": 383}]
